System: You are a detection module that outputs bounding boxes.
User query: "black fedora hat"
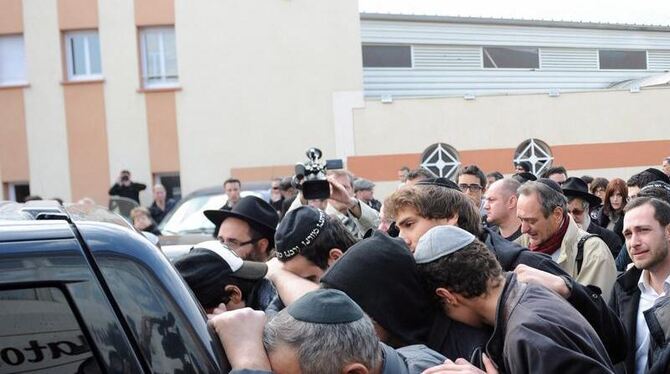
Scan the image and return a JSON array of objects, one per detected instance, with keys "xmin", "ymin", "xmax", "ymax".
[
  {"xmin": 561, "ymin": 177, "xmax": 601, "ymax": 206},
  {"xmin": 204, "ymin": 195, "xmax": 279, "ymax": 235}
]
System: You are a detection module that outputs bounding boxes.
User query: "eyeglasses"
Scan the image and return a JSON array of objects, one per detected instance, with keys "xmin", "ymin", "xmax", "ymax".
[
  {"xmin": 568, "ymin": 208, "xmax": 585, "ymax": 216},
  {"xmin": 219, "ymin": 237, "xmax": 260, "ymax": 250},
  {"xmin": 458, "ymin": 184, "xmax": 482, "ymax": 192}
]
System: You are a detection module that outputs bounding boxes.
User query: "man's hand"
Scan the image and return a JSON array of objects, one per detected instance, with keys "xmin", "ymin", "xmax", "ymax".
[
  {"xmin": 265, "ymin": 257, "xmax": 284, "ymax": 282},
  {"xmin": 208, "ymin": 308, "xmax": 271, "ymax": 370},
  {"xmin": 327, "ymin": 176, "xmax": 355, "ymax": 206},
  {"xmin": 514, "ymin": 264, "xmax": 571, "ymax": 299},
  {"xmin": 422, "ymin": 355, "xmax": 498, "ymax": 374}
]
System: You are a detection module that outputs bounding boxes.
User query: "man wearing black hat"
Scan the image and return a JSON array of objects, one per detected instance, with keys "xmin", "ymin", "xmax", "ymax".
[
  {"xmin": 562, "ymin": 177, "xmax": 623, "ymax": 258},
  {"xmin": 174, "ymin": 241, "xmax": 272, "ymax": 312},
  {"xmin": 209, "ymin": 289, "xmax": 446, "ymax": 374},
  {"xmin": 204, "ymin": 195, "xmax": 279, "ymax": 262},
  {"xmin": 354, "ymin": 178, "xmax": 382, "ymax": 212},
  {"xmin": 517, "ymin": 179, "xmax": 616, "ymax": 300}
]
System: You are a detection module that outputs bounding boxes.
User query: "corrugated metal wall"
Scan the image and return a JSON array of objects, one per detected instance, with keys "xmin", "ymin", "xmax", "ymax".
[{"xmin": 361, "ymin": 19, "xmax": 670, "ymax": 97}]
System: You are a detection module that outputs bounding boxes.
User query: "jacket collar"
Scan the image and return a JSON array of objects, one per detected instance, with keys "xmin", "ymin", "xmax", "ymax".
[
  {"xmin": 555, "ymin": 216, "xmax": 581, "ymax": 264},
  {"xmin": 617, "ymin": 266, "xmax": 644, "ymax": 293},
  {"xmin": 486, "ymin": 272, "xmax": 525, "ymax": 371},
  {"xmin": 380, "ymin": 343, "xmax": 409, "ymax": 374}
]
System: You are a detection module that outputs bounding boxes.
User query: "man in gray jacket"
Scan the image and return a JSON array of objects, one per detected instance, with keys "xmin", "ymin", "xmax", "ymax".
[{"xmin": 415, "ymin": 225, "xmax": 614, "ymax": 373}]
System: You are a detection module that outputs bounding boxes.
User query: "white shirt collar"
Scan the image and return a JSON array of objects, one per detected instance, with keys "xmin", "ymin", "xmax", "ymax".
[{"xmin": 637, "ymin": 270, "xmax": 670, "ymax": 296}]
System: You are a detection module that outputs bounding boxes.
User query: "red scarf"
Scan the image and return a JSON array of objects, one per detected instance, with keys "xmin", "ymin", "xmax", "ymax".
[{"xmin": 529, "ymin": 216, "xmax": 569, "ymax": 255}]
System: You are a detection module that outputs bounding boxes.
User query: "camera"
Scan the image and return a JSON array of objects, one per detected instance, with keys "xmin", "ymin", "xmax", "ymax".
[{"xmin": 294, "ymin": 148, "xmax": 343, "ymax": 200}]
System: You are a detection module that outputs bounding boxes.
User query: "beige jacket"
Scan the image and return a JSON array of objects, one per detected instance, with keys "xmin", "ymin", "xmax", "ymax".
[{"xmin": 519, "ymin": 216, "xmax": 617, "ymax": 302}]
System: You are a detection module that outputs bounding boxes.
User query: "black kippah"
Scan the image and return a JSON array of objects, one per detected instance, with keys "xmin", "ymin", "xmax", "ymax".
[
  {"xmin": 537, "ymin": 178, "xmax": 562, "ymax": 194},
  {"xmin": 287, "ymin": 289, "xmax": 364, "ymax": 324},
  {"xmin": 275, "ymin": 206, "xmax": 327, "ymax": 260},
  {"xmin": 416, "ymin": 177, "xmax": 462, "ymax": 191}
]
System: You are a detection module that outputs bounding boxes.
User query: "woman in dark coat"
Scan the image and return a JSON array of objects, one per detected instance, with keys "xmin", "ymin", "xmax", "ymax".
[{"xmin": 595, "ymin": 178, "xmax": 627, "ymax": 243}]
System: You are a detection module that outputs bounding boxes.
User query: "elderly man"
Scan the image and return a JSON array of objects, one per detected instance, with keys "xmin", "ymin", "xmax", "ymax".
[
  {"xmin": 148, "ymin": 184, "xmax": 176, "ymax": 224},
  {"xmin": 354, "ymin": 178, "xmax": 381, "ymax": 212},
  {"xmin": 483, "ymin": 178, "xmax": 522, "ymax": 241},
  {"xmin": 204, "ymin": 196, "xmax": 279, "ymax": 262},
  {"xmin": 562, "ymin": 177, "xmax": 622, "ymax": 258},
  {"xmin": 208, "ymin": 289, "xmax": 445, "ymax": 373},
  {"xmin": 517, "ymin": 179, "xmax": 617, "ymax": 300}
]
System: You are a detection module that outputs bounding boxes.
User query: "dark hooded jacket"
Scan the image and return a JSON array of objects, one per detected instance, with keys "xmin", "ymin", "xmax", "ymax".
[
  {"xmin": 425, "ymin": 227, "xmax": 625, "ymax": 363},
  {"xmin": 320, "ymin": 231, "xmax": 437, "ymax": 347},
  {"xmin": 484, "ymin": 273, "xmax": 614, "ymax": 373}
]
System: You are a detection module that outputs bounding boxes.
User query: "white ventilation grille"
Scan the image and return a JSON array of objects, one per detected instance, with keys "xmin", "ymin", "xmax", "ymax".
[
  {"xmin": 413, "ymin": 45, "xmax": 482, "ymax": 69},
  {"xmin": 648, "ymin": 50, "xmax": 670, "ymax": 70},
  {"xmin": 541, "ymin": 48, "xmax": 598, "ymax": 70}
]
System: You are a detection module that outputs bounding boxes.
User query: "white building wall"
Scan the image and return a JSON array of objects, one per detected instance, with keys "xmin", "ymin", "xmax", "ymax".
[
  {"xmin": 98, "ymin": 0, "xmax": 153, "ymax": 205},
  {"xmin": 353, "ymin": 87, "xmax": 670, "ymax": 155},
  {"xmin": 21, "ymin": 0, "xmax": 72, "ymax": 200},
  {"xmin": 175, "ymin": 0, "xmax": 363, "ymax": 194}
]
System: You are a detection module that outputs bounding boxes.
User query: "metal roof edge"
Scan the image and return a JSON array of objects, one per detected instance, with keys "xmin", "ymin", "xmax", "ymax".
[{"xmin": 360, "ymin": 13, "xmax": 670, "ymax": 32}]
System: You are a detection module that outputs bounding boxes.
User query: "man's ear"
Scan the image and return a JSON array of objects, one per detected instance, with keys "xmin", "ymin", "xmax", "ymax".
[
  {"xmin": 224, "ymin": 285, "xmax": 243, "ymax": 305},
  {"xmin": 553, "ymin": 206, "xmax": 564, "ymax": 223},
  {"xmin": 327, "ymin": 248, "xmax": 343, "ymax": 266},
  {"xmin": 507, "ymin": 195, "xmax": 518, "ymax": 210},
  {"xmin": 342, "ymin": 363, "xmax": 369, "ymax": 374},
  {"xmin": 435, "ymin": 287, "xmax": 459, "ymax": 306},
  {"xmin": 257, "ymin": 238, "xmax": 270, "ymax": 252}
]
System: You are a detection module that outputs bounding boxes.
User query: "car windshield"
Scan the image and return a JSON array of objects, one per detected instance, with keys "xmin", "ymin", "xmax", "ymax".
[{"xmin": 160, "ymin": 194, "xmax": 227, "ymax": 235}]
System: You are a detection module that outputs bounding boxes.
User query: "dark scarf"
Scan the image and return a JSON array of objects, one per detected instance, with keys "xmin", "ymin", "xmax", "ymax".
[{"xmin": 529, "ymin": 216, "xmax": 569, "ymax": 255}]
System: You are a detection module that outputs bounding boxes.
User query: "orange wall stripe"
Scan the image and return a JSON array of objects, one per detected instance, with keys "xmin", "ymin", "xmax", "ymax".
[
  {"xmin": 58, "ymin": 0, "xmax": 98, "ymax": 30},
  {"xmin": 231, "ymin": 140, "xmax": 670, "ymax": 183},
  {"xmin": 0, "ymin": 0, "xmax": 23, "ymax": 34},
  {"xmin": 63, "ymin": 83, "xmax": 110, "ymax": 203},
  {"xmin": 134, "ymin": 0, "xmax": 174, "ymax": 26},
  {"xmin": 0, "ymin": 88, "xmax": 30, "ymax": 182},
  {"xmin": 145, "ymin": 91, "xmax": 180, "ymax": 173}
]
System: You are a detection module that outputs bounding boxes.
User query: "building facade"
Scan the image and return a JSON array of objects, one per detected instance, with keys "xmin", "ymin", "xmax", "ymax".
[{"xmin": 1, "ymin": 3, "xmax": 668, "ymax": 204}]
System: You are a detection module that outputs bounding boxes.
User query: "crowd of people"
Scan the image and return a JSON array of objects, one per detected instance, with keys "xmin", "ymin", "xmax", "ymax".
[{"xmin": 112, "ymin": 158, "xmax": 670, "ymax": 373}]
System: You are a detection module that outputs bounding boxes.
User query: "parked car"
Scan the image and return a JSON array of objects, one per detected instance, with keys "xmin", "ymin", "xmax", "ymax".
[
  {"xmin": 0, "ymin": 200, "xmax": 230, "ymax": 373},
  {"xmin": 158, "ymin": 183, "xmax": 270, "ymax": 260}
]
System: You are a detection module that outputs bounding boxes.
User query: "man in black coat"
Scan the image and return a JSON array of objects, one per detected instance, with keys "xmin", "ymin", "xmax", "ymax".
[
  {"xmin": 108, "ymin": 169, "xmax": 146, "ymax": 204},
  {"xmin": 562, "ymin": 177, "xmax": 623, "ymax": 258},
  {"xmin": 609, "ymin": 197, "xmax": 670, "ymax": 374}
]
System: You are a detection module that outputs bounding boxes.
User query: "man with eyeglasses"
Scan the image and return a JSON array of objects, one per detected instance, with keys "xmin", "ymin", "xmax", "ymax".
[
  {"xmin": 543, "ymin": 165, "xmax": 568, "ymax": 185},
  {"xmin": 456, "ymin": 164, "xmax": 487, "ymax": 210},
  {"xmin": 204, "ymin": 196, "xmax": 279, "ymax": 262},
  {"xmin": 562, "ymin": 177, "xmax": 623, "ymax": 258}
]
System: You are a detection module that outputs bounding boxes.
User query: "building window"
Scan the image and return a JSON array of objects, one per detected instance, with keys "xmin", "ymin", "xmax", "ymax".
[
  {"xmin": 420, "ymin": 143, "xmax": 461, "ymax": 179},
  {"xmin": 64, "ymin": 31, "xmax": 102, "ymax": 80},
  {"xmin": 514, "ymin": 138, "xmax": 553, "ymax": 176},
  {"xmin": 139, "ymin": 27, "xmax": 178, "ymax": 88},
  {"xmin": 362, "ymin": 45, "xmax": 412, "ymax": 68},
  {"xmin": 0, "ymin": 35, "xmax": 26, "ymax": 85},
  {"xmin": 599, "ymin": 50, "xmax": 647, "ymax": 70},
  {"xmin": 483, "ymin": 47, "xmax": 539, "ymax": 69}
]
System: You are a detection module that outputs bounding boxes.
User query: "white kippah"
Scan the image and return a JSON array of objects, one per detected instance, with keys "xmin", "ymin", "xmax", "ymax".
[{"xmin": 414, "ymin": 225, "xmax": 475, "ymax": 264}]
